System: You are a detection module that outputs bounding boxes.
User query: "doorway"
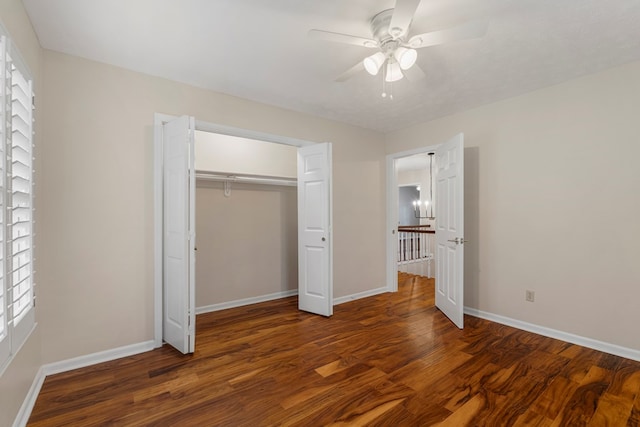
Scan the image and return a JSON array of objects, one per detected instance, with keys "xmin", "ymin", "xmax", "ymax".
[
  {"xmin": 396, "ymin": 153, "xmax": 437, "ymax": 279},
  {"xmin": 153, "ymin": 114, "xmax": 334, "ymax": 351},
  {"xmin": 386, "ymin": 134, "xmax": 466, "ymax": 328},
  {"xmin": 386, "ymin": 145, "xmax": 440, "ymax": 293}
]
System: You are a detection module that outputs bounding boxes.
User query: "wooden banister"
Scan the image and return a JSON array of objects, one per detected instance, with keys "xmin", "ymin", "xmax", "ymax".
[{"xmin": 397, "ymin": 225, "xmax": 435, "ymax": 234}]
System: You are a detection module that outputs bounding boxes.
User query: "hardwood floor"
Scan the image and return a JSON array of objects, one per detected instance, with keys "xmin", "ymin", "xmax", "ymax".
[{"xmin": 29, "ymin": 273, "xmax": 640, "ymax": 426}]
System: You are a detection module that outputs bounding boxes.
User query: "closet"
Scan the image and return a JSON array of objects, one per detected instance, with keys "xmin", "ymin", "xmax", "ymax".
[{"xmin": 193, "ymin": 131, "xmax": 299, "ymax": 313}]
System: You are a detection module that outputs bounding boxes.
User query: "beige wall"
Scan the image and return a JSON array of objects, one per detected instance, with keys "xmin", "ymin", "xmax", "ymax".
[
  {"xmin": 39, "ymin": 49, "xmax": 386, "ymax": 365},
  {"xmin": 196, "ymin": 181, "xmax": 297, "ymax": 307},
  {"xmin": 386, "ymin": 60, "xmax": 640, "ymax": 350},
  {"xmin": 397, "ymin": 169, "xmax": 422, "ymax": 187},
  {"xmin": 0, "ymin": 0, "xmax": 43, "ymax": 425},
  {"xmin": 195, "ymin": 131, "xmax": 297, "ymax": 178},
  {"xmin": 195, "ymin": 131, "xmax": 299, "ymax": 307}
]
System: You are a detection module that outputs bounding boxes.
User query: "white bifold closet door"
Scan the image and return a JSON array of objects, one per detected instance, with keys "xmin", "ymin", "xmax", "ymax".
[
  {"xmin": 297, "ymin": 143, "xmax": 333, "ymax": 317},
  {"xmin": 162, "ymin": 115, "xmax": 196, "ymax": 354}
]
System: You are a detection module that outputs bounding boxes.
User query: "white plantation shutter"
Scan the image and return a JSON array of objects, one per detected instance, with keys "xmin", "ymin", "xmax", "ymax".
[
  {"xmin": 0, "ymin": 35, "xmax": 8, "ymax": 364},
  {"xmin": 10, "ymin": 58, "xmax": 34, "ymax": 329},
  {"xmin": 0, "ymin": 27, "xmax": 36, "ymax": 370}
]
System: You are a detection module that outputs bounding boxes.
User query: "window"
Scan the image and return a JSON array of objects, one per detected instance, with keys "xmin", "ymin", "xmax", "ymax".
[
  {"xmin": 0, "ymin": 34, "xmax": 6, "ymax": 365},
  {"xmin": 0, "ymin": 25, "xmax": 35, "ymax": 372}
]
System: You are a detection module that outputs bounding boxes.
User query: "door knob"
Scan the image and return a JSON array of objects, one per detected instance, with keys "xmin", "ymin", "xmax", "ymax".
[
  {"xmin": 447, "ymin": 238, "xmax": 469, "ymax": 245},
  {"xmin": 322, "ymin": 237, "xmax": 326, "ymax": 241}
]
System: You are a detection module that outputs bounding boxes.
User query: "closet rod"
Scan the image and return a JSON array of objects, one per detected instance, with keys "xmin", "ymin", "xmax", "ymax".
[{"xmin": 195, "ymin": 171, "xmax": 297, "ymax": 187}]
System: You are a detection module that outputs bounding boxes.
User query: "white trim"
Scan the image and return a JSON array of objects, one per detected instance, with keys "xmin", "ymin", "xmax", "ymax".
[
  {"xmin": 327, "ymin": 144, "xmax": 334, "ymax": 316},
  {"xmin": 464, "ymin": 307, "xmax": 640, "ymax": 362},
  {"xmin": 195, "ymin": 120, "xmax": 315, "ymax": 148},
  {"xmin": 12, "ymin": 366, "xmax": 45, "ymax": 427},
  {"xmin": 12, "ymin": 340, "xmax": 155, "ymax": 427},
  {"xmin": 7, "ymin": 34, "xmax": 33, "ymax": 80},
  {"xmin": 42, "ymin": 340, "xmax": 156, "ymax": 376},
  {"xmin": 0, "ymin": 322, "xmax": 36, "ymax": 378},
  {"xmin": 386, "ymin": 145, "xmax": 440, "ymax": 294},
  {"xmin": 153, "ymin": 113, "xmax": 166, "ymax": 348},
  {"xmin": 333, "ymin": 287, "xmax": 388, "ymax": 306},
  {"xmin": 385, "ymin": 155, "xmax": 398, "ymax": 293},
  {"xmin": 196, "ymin": 290, "xmax": 299, "ymax": 315}
]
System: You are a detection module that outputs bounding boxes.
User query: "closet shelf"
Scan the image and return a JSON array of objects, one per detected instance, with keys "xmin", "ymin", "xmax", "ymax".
[{"xmin": 195, "ymin": 171, "xmax": 297, "ymax": 187}]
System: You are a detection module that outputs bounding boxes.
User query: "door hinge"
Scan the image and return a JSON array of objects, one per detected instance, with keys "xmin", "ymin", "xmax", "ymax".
[{"xmin": 188, "ymin": 311, "xmax": 195, "ymax": 334}]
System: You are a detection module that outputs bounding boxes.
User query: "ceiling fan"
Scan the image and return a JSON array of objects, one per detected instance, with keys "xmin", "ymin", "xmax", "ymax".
[{"xmin": 309, "ymin": 0, "xmax": 487, "ymax": 91}]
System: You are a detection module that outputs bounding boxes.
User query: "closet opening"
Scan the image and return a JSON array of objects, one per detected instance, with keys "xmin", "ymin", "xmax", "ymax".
[
  {"xmin": 154, "ymin": 114, "xmax": 334, "ymax": 353},
  {"xmin": 193, "ymin": 131, "xmax": 299, "ymax": 315}
]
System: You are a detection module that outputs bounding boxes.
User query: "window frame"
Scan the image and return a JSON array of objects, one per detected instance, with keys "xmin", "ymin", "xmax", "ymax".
[{"xmin": 0, "ymin": 23, "xmax": 36, "ymax": 375}]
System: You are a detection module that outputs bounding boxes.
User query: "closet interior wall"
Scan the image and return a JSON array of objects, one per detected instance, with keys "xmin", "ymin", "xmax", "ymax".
[{"xmin": 194, "ymin": 128, "xmax": 299, "ymax": 310}]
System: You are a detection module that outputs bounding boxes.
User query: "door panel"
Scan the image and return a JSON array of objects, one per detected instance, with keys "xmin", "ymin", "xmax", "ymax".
[
  {"xmin": 162, "ymin": 115, "xmax": 195, "ymax": 353},
  {"xmin": 297, "ymin": 143, "xmax": 333, "ymax": 316},
  {"xmin": 435, "ymin": 134, "xmax": 465, "ymax": 328}
]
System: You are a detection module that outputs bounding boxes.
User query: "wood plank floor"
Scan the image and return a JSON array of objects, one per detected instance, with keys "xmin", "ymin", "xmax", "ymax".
[{"xmin": 29, "ymin": 273, "xmax": 640, "ymax": 426}]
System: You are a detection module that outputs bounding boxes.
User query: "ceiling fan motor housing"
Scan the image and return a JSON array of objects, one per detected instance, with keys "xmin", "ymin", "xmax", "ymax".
[{"xmin": 370, "ymin": 9, "xmax": 397, "ymax": 45}]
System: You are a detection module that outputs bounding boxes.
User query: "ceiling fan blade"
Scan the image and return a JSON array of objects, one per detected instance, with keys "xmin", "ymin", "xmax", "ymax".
[
  {"xmin": 403, "ymin": 64, "xmax": 426, "ymax": 82},
  {"xmin": 308, "ymin": 29, "xmax": 378, "ymax": 48},
  {"xmin": 407, "ymin": 20, "xmax": 488, "ymax": 49},
  {"xmin": 335, "ymin": 61, "xmax": 365, "ymax": 82},
  {"xmin": 389, "ymin": 0, "xmax": 422, "ymax": 39}
]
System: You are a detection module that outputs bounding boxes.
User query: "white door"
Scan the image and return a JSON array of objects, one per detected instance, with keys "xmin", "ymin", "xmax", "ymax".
[
  {"xmin": 435, "ymin": 134, "xmax": 465, "ymax": 328},
  {"xmin": 297, "ymin": 143, "xmax": 333, "ymax": 316},
  {"xmin": 162, "ymin": 115, "xmax": 196, "ymax": 353}
]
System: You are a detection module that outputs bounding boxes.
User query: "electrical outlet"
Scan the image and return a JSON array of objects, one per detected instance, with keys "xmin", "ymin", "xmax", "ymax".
[{"xmin": 526, "ymin": 290, "xmax": 535, "ymax": 302}]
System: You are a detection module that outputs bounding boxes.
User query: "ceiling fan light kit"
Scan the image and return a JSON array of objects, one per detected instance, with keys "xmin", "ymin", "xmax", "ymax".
[
  {"xmin": 385, "ymin": 60, "xmax": 404, "ymax": 82},
  {"xmin": 364, "ymin": 43, "xmax": 417, "ymax": 80},
  {"xmin": 364, "ymin": 52, "xmax": 386, "ymax": 75},
  {"xmin": 309, "ymin": 0, "xmax": 488, "ymax": 96},
  {"xmin": 394, "ymin": 46, "xmax": 417, "ymax": 70}
]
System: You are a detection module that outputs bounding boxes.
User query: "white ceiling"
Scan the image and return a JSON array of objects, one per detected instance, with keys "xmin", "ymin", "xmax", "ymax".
[{"xmin": 22, "ymin": 0, "xmax": 640, "ymax": 133}]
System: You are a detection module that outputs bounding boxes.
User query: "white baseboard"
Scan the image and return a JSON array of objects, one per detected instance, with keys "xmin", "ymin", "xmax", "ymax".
[
  {"xmin": 333, "ymin": 287, "xmax": 388, "ymax": 306},
  {"xmin": 42, "ymin": 340, "xmax": 156, "ymax": 376},
  {"xmin": 196, "ymin": 289, "xmax": 298, "ymax": 314},
  {"xmin": 12, "ymin": 366, "xmax": 46, "ymax": 427},
  {"xmin": 197, "ymin": 286, "xmax": 390, "ymax": 313},
  {"xmin": 13, "ymin": 340, "xmax": 155, "ymax": 427},
  {"xmin": 464, "ymin": 307, "xmax": 640, "ymax": 362}
]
